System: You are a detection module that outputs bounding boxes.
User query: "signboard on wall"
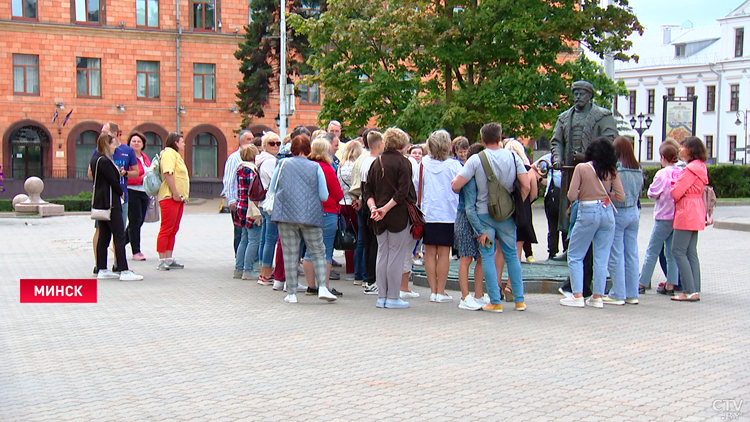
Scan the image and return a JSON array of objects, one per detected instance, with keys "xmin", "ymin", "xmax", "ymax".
[{"xmin": 662, "ymin": 96, "xmax": 697, "ymax": 143}]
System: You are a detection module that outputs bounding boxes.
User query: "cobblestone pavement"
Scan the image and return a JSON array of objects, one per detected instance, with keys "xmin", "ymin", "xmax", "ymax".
[{"xmin": 2, "ymin": 205, "xmax": 749, "ymax": 421}]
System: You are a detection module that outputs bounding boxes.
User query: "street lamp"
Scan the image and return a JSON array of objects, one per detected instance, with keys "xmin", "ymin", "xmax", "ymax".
[
  {"xmin": 734, "ymin": 110, "xmax": 748, "ymax": 164},
  {"xmin": 630, "ymin": 113, "xmax": 652, "ymax": 162}
]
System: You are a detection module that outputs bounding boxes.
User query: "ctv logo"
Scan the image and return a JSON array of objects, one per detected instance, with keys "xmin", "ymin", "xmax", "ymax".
[
  {"xmin": 20, "ymin": 279, "xmax": 97, "ymax": 303},
  {"xmin": 713, "ymin": 399, "xmax": 744, "ymax": 420}
]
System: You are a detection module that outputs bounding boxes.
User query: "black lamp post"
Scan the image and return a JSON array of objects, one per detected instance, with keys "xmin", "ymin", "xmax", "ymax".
[{"xmin": 630, "ymin": 113, "xmax": 653, "ymax": 162}]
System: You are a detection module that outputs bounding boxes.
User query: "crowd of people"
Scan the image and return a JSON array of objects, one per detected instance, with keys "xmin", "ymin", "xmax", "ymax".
[{"xmin": 88, "ymin": 118, "xmax": 710, "ymax": 309}]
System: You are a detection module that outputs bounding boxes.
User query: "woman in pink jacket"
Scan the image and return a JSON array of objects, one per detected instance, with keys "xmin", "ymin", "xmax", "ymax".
[{"xmin": 670, "ymin": 137, "xmax": 709, "ymax": 302}]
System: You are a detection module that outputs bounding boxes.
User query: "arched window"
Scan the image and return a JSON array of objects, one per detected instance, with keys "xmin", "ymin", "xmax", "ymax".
[
  {"xmin": 75, "ymin": 130, "xmax": 99, "ymax": 179},
  {"xmin": 143, "ymin": 131, "xmax": 162, "ymax": 150},
  {"xmin": 10, "ymin": 125, "xmax": 48, "ymax": 179},
  {"xmin": 192, "ymin": 132, "xmax": 217, "ymax": 178}
]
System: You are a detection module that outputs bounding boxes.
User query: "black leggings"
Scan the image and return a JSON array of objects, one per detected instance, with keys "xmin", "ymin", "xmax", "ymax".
[
  {"xmin": 98, "ymin": 207, "xmax": 128, "ymax": 271},
  {"xmin": 126, "ymin": 189, "xmax": 149, "ymax": 254}
]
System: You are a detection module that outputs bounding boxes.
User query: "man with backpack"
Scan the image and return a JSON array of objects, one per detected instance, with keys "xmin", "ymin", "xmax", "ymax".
[{"xmin": 451, "ymin": 122, "xmax": 530, "ymax": 313}]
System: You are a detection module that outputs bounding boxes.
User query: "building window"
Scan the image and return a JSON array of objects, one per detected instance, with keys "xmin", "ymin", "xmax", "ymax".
[
  {"xmin": 729, "ymin": 135, "xmax": 737, "ymax": 162},
  {"xmin": 647, "ymin": 89, "xmax": 655, "ymax": 114},
  {"xmin": 736, "ymin": 28, "xmax": 744, "ymax": 57},
  {"xmin": 192, "ymin": 132, "xmax": 217, "ymax": 177},
  {"xmin": 730, "ymin": 84, "xmax": 740, "ymax": 112},
  {"xmin": 13, "ymin": 54, "xmax": 39, "ymax": 95},
  {"xmin": 628, "ymin": 90, "xmax": 636, "ymax": 115},
  {"xmin": 706, "ymin": 85, "xmax": 716, "ymax": 112},
  {"xmin": 299, "ymin": 82, "xmax": 320, "ymax": 104},
  {"xmin": 675, "ymin": 44, "xmax": 686, "ymax": 57},
  {"xmin": 75, "ymin": 130, "xmax": 99, "ymax": 178},
  {"xmin": 74, "ymin": 0, "xmax": 102, "ymax": 23},
  {"xmin": 136, "ymin": 61, "xmax": 160, "ymax": 99},
  {"xmin": 193, "ymin": 63, "xmax": 215, "ymax": 100},
  {"xmin": 705, "ymin": 135, "xmax": 713, "ymax": 157},
  {"xmin": 667, "ymin": 88, "xmax": 675, "ymax": 100},
  {"xmin": 144, "ymin": 132, "xmax": 163, "ymax": 149},
  {"xmin": 76, "ymin": 57, "xmax": 101, "ymax": 97},
  {"xmin": 646, "ymin": 136, "xmax": 654, "ymax": 161},
  {"xmin": 12, "ymin": 0, "xmax": 37, "ymax": 19},
  {"xmin": 686, "ymin": 86, "xmax": 695, "ymax": 99},
  {"xmin": 298, "ymin": 0, "xmax": 322, "ymax": 18},
  {"xmin": 192, "ymin": 0, "xmax": 216, "ymax": 31},
  {"xmin": 136, "ymin": 0, "xmax": 159, "ymax": 27}
]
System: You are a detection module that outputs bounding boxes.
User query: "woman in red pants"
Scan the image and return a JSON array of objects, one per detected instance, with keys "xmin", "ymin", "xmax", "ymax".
[{"xmin": 156, "ymin": 132, "xmax": 190, "ymax": 271}]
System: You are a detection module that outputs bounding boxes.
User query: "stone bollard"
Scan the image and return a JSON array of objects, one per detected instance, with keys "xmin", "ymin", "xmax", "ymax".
[{"xmin": 13, "ymin": 177, "xmax": 65, "ymax": 217}]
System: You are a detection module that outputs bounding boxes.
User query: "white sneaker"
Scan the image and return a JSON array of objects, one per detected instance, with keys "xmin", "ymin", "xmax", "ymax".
[
  {"xmin": 284, "ymin": 294, "xmax": 297, "ymax": 303},
  {"xmin": 429, "ymin": 293, "xmax": 438, "ymax": 302},
  {"xmin": 435, "ymin": 293, "xmax": 453, "ymax": 303},
  {"xmin": 97, "ymin": 269, "xmax": 119, "ymax": 280},
  {"xmin": 413, "ymin": 258, "xmax": 424, "ymax": 266},
  {"xmin": 586, "ymin": 297, "xmax": 604, "ymax": 308},
  {"xmin": 400, "ymin": 290, "xmax": 420, "ymax": 299},
  {"xmin": 560, "ymin": 296, "xmax": 585, "ymax": 308},
  {"xmin": 558, "ymin": 287, "xmax": 574, "ymax": 299},
  {"xmin": 318, "ymin": 286, "xmax": 337, "ymax": 302},
  {"xmin": 458, "ymin": 295, "xmax": 482, "ymax": 311},
  {"xmin": 625, "ymin": 297, "xmax": 639, "ymax": 305},
  {"xmin": 474, "ymin": 294, "xmax": 490, "ymax": 306},
  {"xmin": 273, "ymin": 280, "xmax": 284, "ymax": 291},
  {"xmin": 602, "ymin": 296, "xmax": 625, "ymax": 306},
  {"xmin": 119, "ymin": 270, "xmax": 143, "ymax": 281}
]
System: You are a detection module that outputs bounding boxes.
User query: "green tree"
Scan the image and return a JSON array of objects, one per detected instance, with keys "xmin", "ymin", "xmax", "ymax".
[
  {"xmin": 291, "ymin": 0, "xmax": 641, "ymax": 142},
  {"xmin": 235, "ymin": 0, "xmax": 322, "ymax": 130}
]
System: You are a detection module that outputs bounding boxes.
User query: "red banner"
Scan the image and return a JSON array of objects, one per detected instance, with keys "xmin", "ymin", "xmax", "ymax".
[{"xmin": 20, "ymin": 279, "xmax": 98, "ymax": 303}]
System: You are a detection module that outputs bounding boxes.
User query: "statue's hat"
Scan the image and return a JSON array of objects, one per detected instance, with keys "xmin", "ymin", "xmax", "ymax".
[{"xmin": 571, "ymin": 80, "xmax": 595, "ymax": 95}]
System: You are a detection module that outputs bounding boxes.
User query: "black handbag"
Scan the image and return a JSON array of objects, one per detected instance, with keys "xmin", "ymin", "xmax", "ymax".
[{"xmin": 334, "ymin": 213, "xmax": 357, "ymax": 250}]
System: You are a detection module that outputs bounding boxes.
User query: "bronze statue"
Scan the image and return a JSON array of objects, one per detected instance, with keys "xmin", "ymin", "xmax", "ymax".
[{"xmin": 550, "ymin": 80, "xmax": 618, "ymax": 231}]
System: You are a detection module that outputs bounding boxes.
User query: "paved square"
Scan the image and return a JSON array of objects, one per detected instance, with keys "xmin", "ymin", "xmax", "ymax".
[{"xmin": 2, "ymin": 204, "xmax": 749, "ymax": 421}]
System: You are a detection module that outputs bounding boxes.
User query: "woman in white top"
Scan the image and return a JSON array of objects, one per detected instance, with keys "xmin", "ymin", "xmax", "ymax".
[
  {"xmin": 257, "ymin": 132, "xmax": 281, "ymax": 285},
  {"xmin": 421, "ymin": 130, "xmax": 463, "ymax": 303},
  {"xmin": 337, "ymin": 139, "xmax": 364, "ymax": 279}
]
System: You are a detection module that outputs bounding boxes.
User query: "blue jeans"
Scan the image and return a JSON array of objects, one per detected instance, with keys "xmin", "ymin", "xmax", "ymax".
[
  {"xmin": 567, "ymin": 201, "xmax": 615, "ymax": 296},
  {"xmin": 354, "ymin": 208, "xmax": 366, "ymax": 280},
  {"xmin": 608, "ymin": 206, "xmax": 640, "ymax": 300},
  {"xmin": 235, "ymin": 224, "xmax": 262, "ymax": 271},
  {"xmin": 260, "ymin": 209, "xmax": 278, "ymax": 268},
  {"xmin": 477, "ymin": 214, "xmax": 525, "ymax": 305},
  {"xmin": 304, "ymin": 212, "xmax": 337, "ymax": 263},
  {"xmin": 640, "ymin": 219, "xmax": 678, "ymax": 289}
]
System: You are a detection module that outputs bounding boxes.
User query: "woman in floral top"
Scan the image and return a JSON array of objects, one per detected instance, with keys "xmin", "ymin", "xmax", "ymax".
[{"xmin": 233, "ymin": 145, "xmax": 262, "ymax": 280}]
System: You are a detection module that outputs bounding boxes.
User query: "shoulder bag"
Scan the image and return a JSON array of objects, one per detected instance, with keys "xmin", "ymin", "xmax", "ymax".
[
  {"xmin": 334, "ymin": 176, "xmax": 357, "ymax": 250},
  {"xmin": 479, "ymin": 151, "xmax": 515, "ymax": 222},
  {"xmin": 262, "ymin": 158, "xmax": 287, "ymax": 214},
  {"xmin": 90, "ymin": 157, "xmax": 112, "ymax": 221}
]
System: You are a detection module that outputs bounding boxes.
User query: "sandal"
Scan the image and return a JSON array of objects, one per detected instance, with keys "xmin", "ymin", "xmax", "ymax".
[{"xmin": 671, "ymin": 292, "xmax": 700, "ymax": 302}]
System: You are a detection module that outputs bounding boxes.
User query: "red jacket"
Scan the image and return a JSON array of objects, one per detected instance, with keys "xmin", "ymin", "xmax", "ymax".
[
  {"xmin": 127, "ymin": 153, "xmax": 152, "ymax": 186},
  {"xmin": 318, "ymin": 160, "xmax": 343, "ymax": 214},
  {"xmin": 671, "ymin": 160, "xmax": 708, "ymax": 231}
]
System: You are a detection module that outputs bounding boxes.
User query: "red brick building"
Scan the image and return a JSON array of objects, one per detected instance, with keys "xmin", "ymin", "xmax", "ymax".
[{"xmin": 0, "ymin": 0, "xmax": 322, "ymax": 197}]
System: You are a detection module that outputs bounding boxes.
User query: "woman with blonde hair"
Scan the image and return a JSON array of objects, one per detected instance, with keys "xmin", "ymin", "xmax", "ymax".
[
  {"xmin": 420, "ymin": 129, "xmax": 463, "ymax": 303},
  {"xmin": 504, "ymin": 139, "xmax": 539, "ymax": 267},
  {"xmin": 257, "ymin": 132, "xmax": 281, "ymax": 285},
  {"xmin": 302, "ymin": 138, "xmax": 344, "ymax": 295},
  {"xmin": 338, "ymin": 139, "xmax": 364, "ymax": 280},
  {"xmin": 92, "ymin": 133, "xmax": 144, "ymax": 281},
  {"xmin": 364, "ymin": 128, "xmax": 418, "ymax": 308}
]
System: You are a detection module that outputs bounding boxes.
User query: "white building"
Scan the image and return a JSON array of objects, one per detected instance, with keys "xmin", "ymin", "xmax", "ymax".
[{"xmin": 612, "ymin": 0, "xmax": 750, "ymax": 164}]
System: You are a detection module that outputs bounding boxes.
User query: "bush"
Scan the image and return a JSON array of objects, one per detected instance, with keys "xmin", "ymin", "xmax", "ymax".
[{"xmin": 641, "ymin": 164, "xmax": 750, "ymax": 198}]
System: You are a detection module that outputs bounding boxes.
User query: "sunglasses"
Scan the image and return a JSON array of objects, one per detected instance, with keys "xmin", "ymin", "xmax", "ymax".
[{"xmin": 267, "ymin": 142, "xmax": 281, "ymax": 147}]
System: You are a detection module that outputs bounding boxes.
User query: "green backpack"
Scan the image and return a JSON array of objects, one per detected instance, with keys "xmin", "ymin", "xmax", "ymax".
[{"xmin": 479, "ymin": 151, "xmax": 515, "ymax": 222}]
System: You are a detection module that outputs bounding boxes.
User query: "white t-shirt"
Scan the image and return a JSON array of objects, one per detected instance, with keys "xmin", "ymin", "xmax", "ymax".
[
  {"xmin": 360, "ymin": 156, "xmax": 377, "ymax": 184},
  {"xmin": 421, "ymin": 158, "xmax": 462, "ymax": 223},
  {"xmin": 458, "ymin": 148, "xmax": 527, "ymax": 215}
]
